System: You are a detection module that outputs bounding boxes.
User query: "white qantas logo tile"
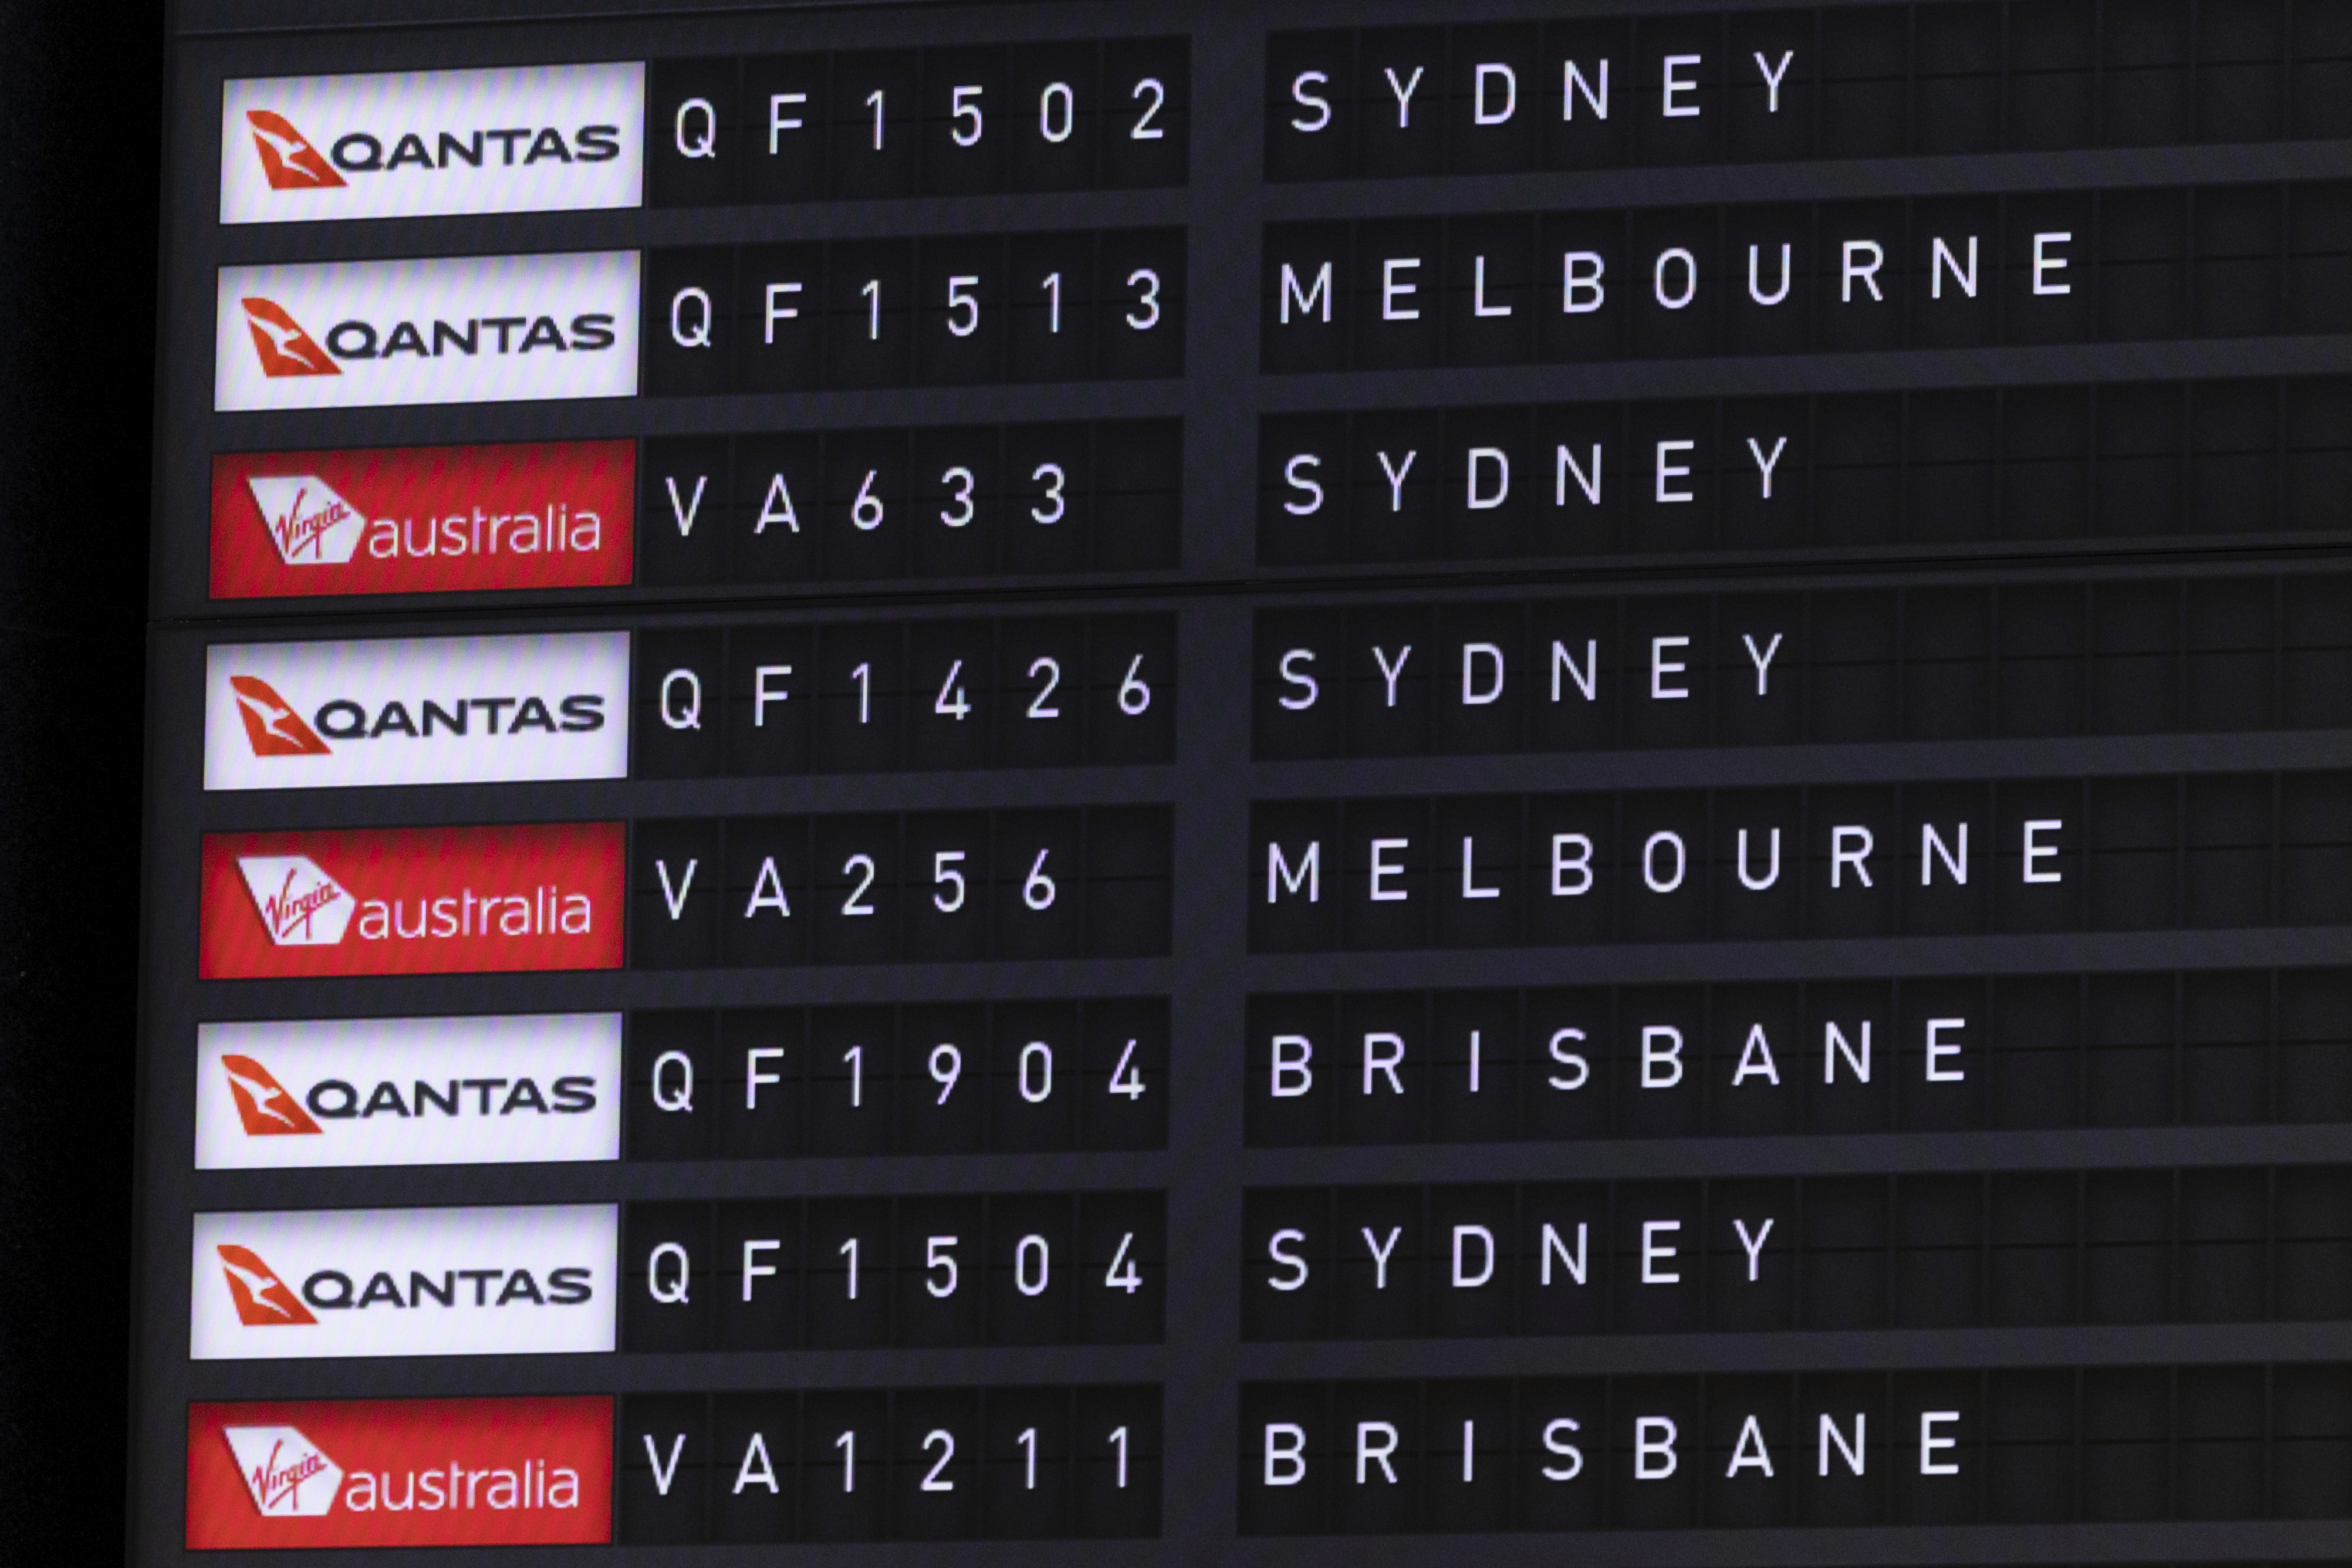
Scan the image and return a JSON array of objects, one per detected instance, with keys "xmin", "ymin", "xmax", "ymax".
[{"xmin": 221, "ymin": 63, "xmax": 644, "ymax": 224}]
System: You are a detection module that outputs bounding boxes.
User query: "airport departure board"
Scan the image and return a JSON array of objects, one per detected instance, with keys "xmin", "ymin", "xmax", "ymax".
[{"xmin": 139, "ymin": 0, "xmax": 2352, "ymax": 1562}]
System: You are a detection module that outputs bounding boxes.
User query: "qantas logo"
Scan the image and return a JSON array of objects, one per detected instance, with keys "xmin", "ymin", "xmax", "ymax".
[
  {"xmin": 220, "ymin": 1050, "xmax": 598, "ymax": 1138},
  {"xmin": 218, "ymin": 1245, "xmax": 320, "ymax": 1327},
  {"xmin": 241, "ymin": 296, "xmax": 613, "ymax": 376},
  {"xmin": 215, "ymin": 255, "xmax": 640, "ymax": 412},
  {"xmin": 195, "ymin": 1015, "xmax": 625, "ymax": 1171},
  {"xmin": 225, "ymin": 676, "xmax": 607, "ymax": 757},
  {"xmin": 231, "ymin": 676, "xmax": 332, "ymax": 756},
  {"xmin": 224, "ymin": 1425, "xmax": 344, "ymax": 1517},
  {"xmin": 245, "ymin": 475, "xmax": 365, "ymax": 566},
  {"xmin": 221, "ymin": 63, "xmax": 644, "ymax": 235},
  {"xmin": 243, "ymin": 298, "xmax": 339, "ymax": 377},
  {"xmin": 205, "ymin": 634, "xmax": 628, "ymax": 794},
  {"xmin": 312, "ymin": 124, "xmax": 620, "ymax": 176},
  {"xmin": 246, "ymin": 112, "xmax": 619, "ymax": 190},
  {"xmin": 215, "ymin": 1243, "xmax": 595, "ymax": 1319},
  {"xmin": 222, "ymin": 1055, "xmax": 324, "ymax": 1136},
  {"xmin": 246, "ymin": 110, "xmax": 346, "ymax": 190},
  {"xmin": 238, "ymin": 856, "xmax": 354, "ymax": 946},
  {"xmin": 300, "ymin": 1073, "xmax": 597, "ymax": 1124}
]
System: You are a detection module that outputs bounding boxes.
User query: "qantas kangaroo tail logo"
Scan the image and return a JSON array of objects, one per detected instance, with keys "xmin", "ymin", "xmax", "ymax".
[
  {"xmin": 245, "ymin": 110, "xmax": 346, "ymax": 191},
  {"xmin": 242, "ymin": 298, "xmax": 340, "ymax": 378},
  {"xmin": 217, "ymin": 1244, "xmax": 319, "ymax": 1327},
  {"xmin": 229, "ymin": 676, "xmax": 332, "ymax": 758},
  {"xmin": 221, "ymin": 1055, "xmax": 323, "ymax": 1136}
]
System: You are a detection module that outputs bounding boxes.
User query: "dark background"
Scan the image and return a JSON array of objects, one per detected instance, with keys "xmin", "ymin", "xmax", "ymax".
[{"xmin": 0, "ymin": 0, "xmax": 164, "ymax": 1554}]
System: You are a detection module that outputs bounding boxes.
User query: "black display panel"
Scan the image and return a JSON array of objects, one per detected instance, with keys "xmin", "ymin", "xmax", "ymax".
[{"xmin": 136, "ymin": 0, "xmax": 2352, "ymax": 1563}]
